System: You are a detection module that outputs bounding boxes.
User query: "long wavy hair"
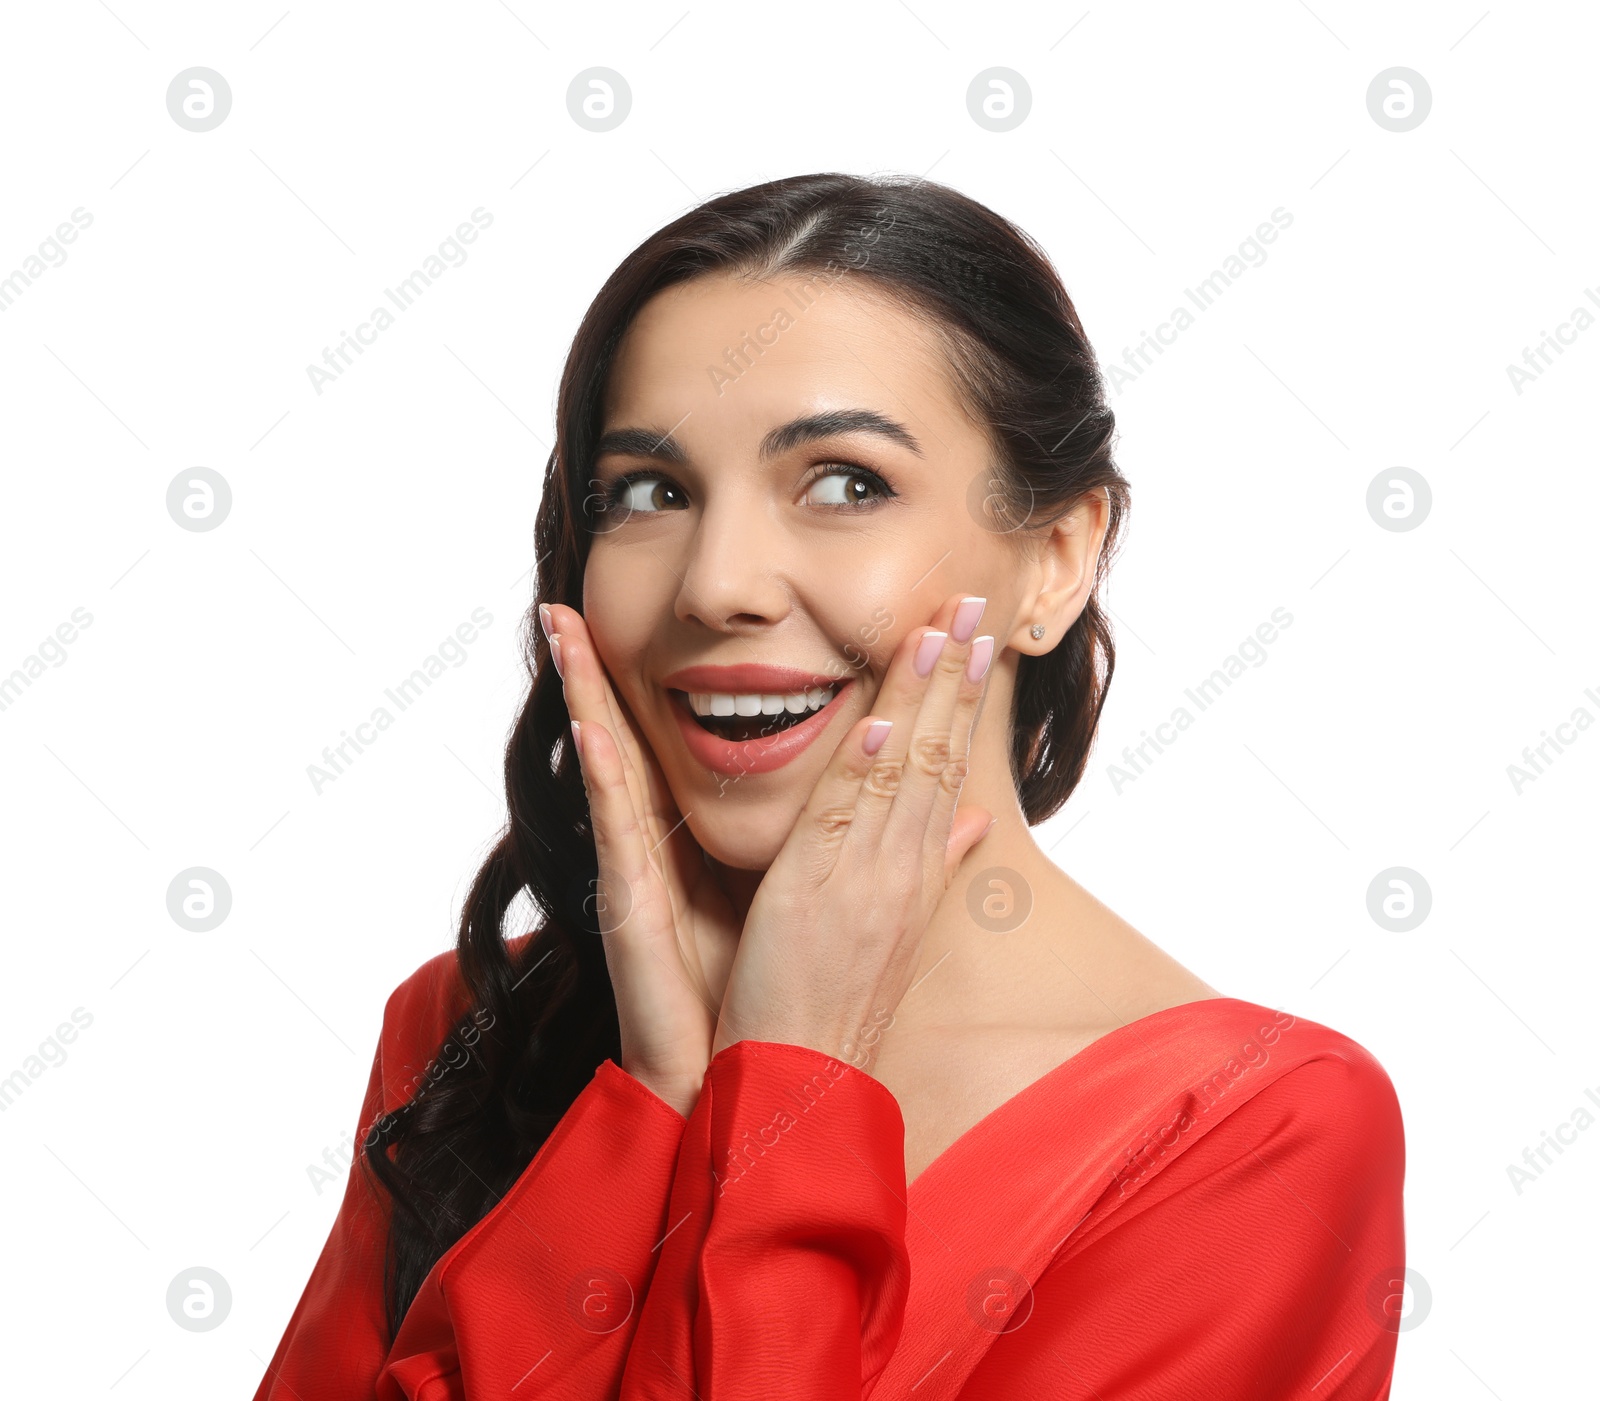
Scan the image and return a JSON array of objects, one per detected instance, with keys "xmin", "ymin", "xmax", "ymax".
[{"xmin": 360, "ymin": 171, "xmax": 1131, "ymax": 1339}]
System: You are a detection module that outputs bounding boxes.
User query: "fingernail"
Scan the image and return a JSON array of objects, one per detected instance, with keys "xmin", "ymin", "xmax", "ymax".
[
  {"xmin": 966, "ymin": 635, "xmax": 994, "ymax": 682},
  {"xmin": 538, "ymin": 603, "xmax": 552, "ymax": 638},
  {"xmin": 951, "ymin": 596, "xmax": 986, "ymax": 644},
  {"xmin": 863, "ymin": 719, "xmax": 894, "ymax": 755},
  {"xmin": 550, "ymin": 634, "xmax": 565, "ymax": 679},
  {"xmin": 914, "ymin": 630, "xmax": 947, "ymax": 677},
  {"xmin": 570, "ymin": 720, "xmax": 582, "ymax": 756}
]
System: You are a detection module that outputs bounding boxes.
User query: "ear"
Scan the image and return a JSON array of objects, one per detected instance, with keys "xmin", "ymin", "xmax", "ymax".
[
  {"xmin": 943, "ymin": 806, "xmax": 997, "ymax": 888},
  {"xmin": 1018, "ymin": 487, "xmax": 1111, "ymax": 650}
]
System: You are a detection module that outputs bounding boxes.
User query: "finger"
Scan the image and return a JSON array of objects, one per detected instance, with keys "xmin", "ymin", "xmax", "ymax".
[
  {"xmin": 547, "ymin": 606, "xmax": 642, "ymax": 799},
  {"xmin": 852, "ymin": 594, "xmax": 984, "ymax": 863},
  {"xmin": 569, "ymin": 717, "xmax": 667, "ymax": 954},
  {"xmin": 943, "ymin": 806, "xmax": 997, "ymax": 888},
  {"xmin": 548, "ymin": 605, "xmax": 710, "ymax": 950},
  {"xmin": 556, "ymin": 611, "xmax": 707, "ymax": 921},
  {"xmin": 568, "ymin": 718, "xmax": 636, "ymax": 914},
  {"xmin": 921, "ymin": 631, "xmax": 995, "ymax": 887},
  {"xmin": 823, "ymin": 619, "xmax": 948, "ymax": 864},
  {"xmin": 779, "ymin": 708, "xmax": 904, "ymax": 881},
  {"xmin": 765, "ymin": 596, "xmax": 969, "ymax": 883},
  {"xmin": 551, "ymin": 615, "xmax": 669, "ymax": 903},
  {"xmin": 547, "ymin": 606, "xmax": 665, "ymax": 865}
]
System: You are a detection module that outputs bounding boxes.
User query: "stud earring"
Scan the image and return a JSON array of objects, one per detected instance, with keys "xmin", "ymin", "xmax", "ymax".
[{"xmin": 1030, "ymin": 624, "xmax": 1046, "ymax": 639}]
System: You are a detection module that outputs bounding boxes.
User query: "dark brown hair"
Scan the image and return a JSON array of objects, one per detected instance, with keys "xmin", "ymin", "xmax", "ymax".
[{"xmin": 361, "ymin": 171, "xmax": 1129, "ymax": 1338}]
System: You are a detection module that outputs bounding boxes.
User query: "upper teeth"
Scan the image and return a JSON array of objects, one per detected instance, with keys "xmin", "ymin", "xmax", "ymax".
[{"xmin": 687, "ymin": 684, "xmax": 840, "ymax": 718}]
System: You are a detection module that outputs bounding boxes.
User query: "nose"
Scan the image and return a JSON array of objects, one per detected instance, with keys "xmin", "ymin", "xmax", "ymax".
[{"xmin": 671, "ymin": 488, "xmax": 791, "ymax": 635}]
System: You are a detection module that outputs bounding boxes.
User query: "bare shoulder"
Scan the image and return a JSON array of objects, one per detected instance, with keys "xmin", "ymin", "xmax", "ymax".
[
  {"xmin": 1037, "ymin": 866, "xmax": 1225, "ymax": 1017},
  {"xmin": 882, "ymin": 872, "xmax": 1227, "ymax": 1182}
]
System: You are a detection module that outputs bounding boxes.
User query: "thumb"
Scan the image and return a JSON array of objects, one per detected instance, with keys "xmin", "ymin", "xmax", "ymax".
[{"xmin": 943, "ymin": 806, "xmax": 997, "ymax": 888}]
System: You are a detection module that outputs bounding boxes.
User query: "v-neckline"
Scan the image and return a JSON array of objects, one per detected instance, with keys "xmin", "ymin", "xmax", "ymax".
[{"xmin": 904, "ymin": 995, "xmax": 1241, "ymax": 1199}]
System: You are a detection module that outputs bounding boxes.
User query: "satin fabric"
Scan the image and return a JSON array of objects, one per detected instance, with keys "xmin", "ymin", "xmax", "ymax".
[{"xmin": 253, "ymin": 943, "xmax": 1406, "ymax": 1399}]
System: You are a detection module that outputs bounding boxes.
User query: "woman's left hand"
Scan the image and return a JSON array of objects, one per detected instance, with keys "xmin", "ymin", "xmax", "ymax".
[{"xmin": 711, "ymin": 591, "xmax": 998, "ymax": 1072}]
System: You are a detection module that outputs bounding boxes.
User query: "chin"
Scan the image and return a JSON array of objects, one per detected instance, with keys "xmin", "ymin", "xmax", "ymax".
[{"xmin": 687, "ymin": 810, "xmax": 791, "ymax": 872}]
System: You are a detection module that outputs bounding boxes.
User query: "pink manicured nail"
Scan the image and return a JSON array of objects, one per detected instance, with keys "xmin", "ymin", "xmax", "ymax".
[
  {"xmin": 550, "ymin": 635, "xmax": 565, "ymax": 679},
  {"xmin": 863, "ymin": 720, "xmax": 894, "ymax": 755},
  {"xmin": 951, "ymin": 596, "xmax": 986, "ymax": 643},
  {"xmin": 570, "ymin": 720, "xmax": 582, "ymax": 756},
  {"xmin": 966, "ymin": 635, "xmax": 994, "ymax": 682},
  {"xmin": 914, "ymin": 630, "xmax": 947, "ymax": 677},
  {"xmin": 538, "ymin": 603, "xmax": 553, "ymax": 638}
]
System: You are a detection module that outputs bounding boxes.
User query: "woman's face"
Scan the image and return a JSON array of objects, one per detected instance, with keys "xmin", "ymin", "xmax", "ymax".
[{"xmin": 581, "ymin": 269, "xmax": 1056, "ymax": 870}]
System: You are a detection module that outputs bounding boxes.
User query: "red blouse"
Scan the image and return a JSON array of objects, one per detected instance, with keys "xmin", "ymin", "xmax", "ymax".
[{"xmin": 253, "ymin": 944, "xmax": 1406, "ymax": 1399}]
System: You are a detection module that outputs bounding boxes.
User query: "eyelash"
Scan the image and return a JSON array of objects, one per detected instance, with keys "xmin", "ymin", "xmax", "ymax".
[{"xmin": 598, "ymin": 462, "xmax": 898, "ymax": 517}]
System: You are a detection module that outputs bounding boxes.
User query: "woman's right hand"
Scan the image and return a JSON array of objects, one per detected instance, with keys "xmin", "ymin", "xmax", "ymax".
[{"xmin": 540, "ymin": 602, "xmax": 741, "ymax": 1118}]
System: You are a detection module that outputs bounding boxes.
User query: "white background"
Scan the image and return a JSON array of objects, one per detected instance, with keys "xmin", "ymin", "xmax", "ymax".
[{"xmin": 1, "ymin": 1, "xmax": 1595, "ymax": 1395}]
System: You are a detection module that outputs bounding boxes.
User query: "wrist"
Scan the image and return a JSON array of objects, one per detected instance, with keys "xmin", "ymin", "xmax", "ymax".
[
  {"xmin": 622, "ymin": 1063, "xmax": 702, "ymax": 1118},
  {"xmin": 715, "ymin": 1010, "xmax": 893, "ymax": 1073}
]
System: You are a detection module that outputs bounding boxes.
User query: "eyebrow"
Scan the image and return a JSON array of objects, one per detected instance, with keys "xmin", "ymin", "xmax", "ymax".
[{"xmin": 593, "ymin": 408, "xmax": 923, "ymax": 467}]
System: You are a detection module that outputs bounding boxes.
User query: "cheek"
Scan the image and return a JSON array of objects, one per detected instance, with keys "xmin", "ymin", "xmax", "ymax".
[
  {"xmin": 580, "ymin": 553, "xmax": 657, "ymax": 690},
  {"xmin": 832, "ymin": 603, "xmax": 902, "ymax": 687}
]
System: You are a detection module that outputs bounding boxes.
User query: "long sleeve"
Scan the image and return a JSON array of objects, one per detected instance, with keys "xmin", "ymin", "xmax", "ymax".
[
  {"xmin": 620, "ymin": 1040, "xmax": 913, "ymax": 1399},
  {"xmin": 378, "ymin": 1061, "xmax": 688, "ymax": 1399},
  {"xmin": 251, "ymin": 953, "xmax": 689, "ymax": 1401},
  {"xmin": 959, "ymin": 1049, "xmax": 1408, "ymax": 1398}
]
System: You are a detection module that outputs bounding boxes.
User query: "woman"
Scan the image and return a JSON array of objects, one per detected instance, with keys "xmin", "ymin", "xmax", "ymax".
[{"xmin": 253, "ymin": 172, "xmax": 1406, "ymax": 1399}]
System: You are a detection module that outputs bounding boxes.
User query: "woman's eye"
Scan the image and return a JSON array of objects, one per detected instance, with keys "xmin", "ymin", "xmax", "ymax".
[
  {"xmin": 598, "ymin": 463, "xmax": 893, "ymax": 523},
  {"xmin": 609, "ymin": 474, "xmax": 686, "ymax": 514},
  {"xmin": 802, "ymin": 465, "xmax": 893, "ymax": 509}
]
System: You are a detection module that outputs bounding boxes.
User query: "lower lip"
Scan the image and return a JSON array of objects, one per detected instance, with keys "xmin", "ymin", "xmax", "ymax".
[{"xmin": 669, "ymin": 681, "xmax": 854, "ymax": 777}]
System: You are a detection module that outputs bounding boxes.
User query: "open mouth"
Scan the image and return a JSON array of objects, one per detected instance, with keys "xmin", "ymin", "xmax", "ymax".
[{"xmin": 670, "ymin": 682, "xmax": 845, "ymax": 744}]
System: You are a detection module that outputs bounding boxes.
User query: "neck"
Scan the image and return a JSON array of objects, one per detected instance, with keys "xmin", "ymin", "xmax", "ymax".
[{"xmin": 705, "ymin": 854, "xmax": 765, "ymax": 924}]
